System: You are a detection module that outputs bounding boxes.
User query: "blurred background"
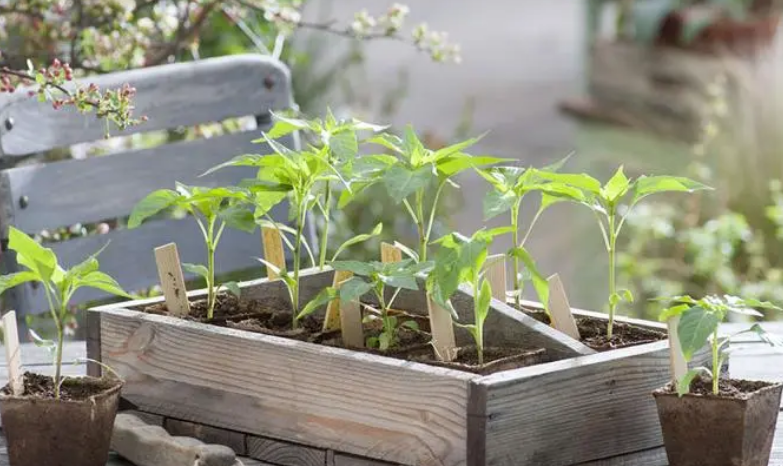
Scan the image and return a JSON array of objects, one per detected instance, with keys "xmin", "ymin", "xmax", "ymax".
[{"xmin": 3, "ymin": 0, "xmax": 783, "ymax": 328}]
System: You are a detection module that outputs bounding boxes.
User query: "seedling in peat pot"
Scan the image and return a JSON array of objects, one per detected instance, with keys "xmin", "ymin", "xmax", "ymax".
[
  {"xmin": 368, "ymin": 126, "xmax": 507, "ymax": 262},
  {"xmin": 659, "ymin": 295, "xmax": 783, "ymax": 396},
  {"xmin": 260, "ymin": 110, "xmax": 387, "ymax": 269},
  {"xmin": 428, "ymin": 228, "xmax": 514, "ymax": 364},
  {"xmin": 542, "ymin": 167, "xmax": 711, "ymax": 337},
  {"xmin": 129, "ymin": 183, "xmax": 254, "ymax": 319},
  {"xmin": 0, "ymin": 227, "xmax": 130, "ymax": 399}
]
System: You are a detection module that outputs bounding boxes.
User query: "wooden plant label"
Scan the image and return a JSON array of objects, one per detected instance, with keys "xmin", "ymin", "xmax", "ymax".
[
  {"xmin": 154, "ymin": 243, "xmax": 191, "ymax": 317},
  {"xmin": 427, "ymin": 297, "xmax": 458, "ymax": 362},
  {"xmin": 484, "ymin": 254, "xmax": 507, "ymax": 302},
  {"xmin": 667, "ymin": 315, "xmax": 688, "ymax": 383},
  {"xmin": 2, "ymin": 311, "xmax": 23, "ymax": 395},
  {"xmin": 323, "ymin": 270, "xmax": 353, "ymax": 331},
  {"xmin": 546, "ymin": 274, "xmax": 581, "ymax": 341},
  {"xmin": 262, "ymin": 227, "xmax": 286, "ymax": 280},
  {"xmin": 381, "ymin": 242, "xmax": 403, "ymax": 263},
  {"xmin": 338, "ymin": 278, "xmax": 365, "ymax": 348}
]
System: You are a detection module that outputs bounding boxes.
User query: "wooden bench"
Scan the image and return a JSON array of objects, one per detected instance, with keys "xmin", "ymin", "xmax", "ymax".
[{"xmin": 0, "ymin": 54, "xmax": 306, "ymax": 329}]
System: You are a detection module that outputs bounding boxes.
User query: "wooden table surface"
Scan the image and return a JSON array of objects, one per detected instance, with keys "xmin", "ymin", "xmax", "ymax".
[{"xmin": 0, "ymin": 322, "xmax": 781, "ymax": 466}]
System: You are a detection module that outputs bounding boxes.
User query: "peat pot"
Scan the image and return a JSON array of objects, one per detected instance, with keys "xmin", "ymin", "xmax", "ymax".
[
  {"xmin": 0, "ymin": 374, "xmax": 123, "ymax": 466},
  {"xmin": 653, "ymin": 380, "xmax": 783, "ymax": 466},
  {"xmin": 88, "ymin": 268, "xmax": 711, "ymax": 466}
]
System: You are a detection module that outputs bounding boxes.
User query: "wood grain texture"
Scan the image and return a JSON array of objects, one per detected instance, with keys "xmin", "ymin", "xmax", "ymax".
[
  {"xmin": 15, "ymin": 214, "xmax": 283, "ymax": 313},
  {"xmin": 665, "ymin": 316, "xmax": 686, "ymax": 383},
  {"xmin": 1, "ymin": 312, "xmax": 22, "ymax": 395},
  {"xmin": 380, "ymin": 243, "xmax": 402, "ymax": 263},
  {"xmin": 154, "ymin": 243, "xmax": 191, "ymax": 317},
  {"xmin": 546, "ymin": 274, "xmax": 581, "ymax": 341},
  {"xmin": 574, "ymin": 447, "xmax": 667, "ymax": 466},
  {"xmin": 332, "ymin": 452, "xmax": 402, "ymax": 466},
  {"xmin": 478, "ymin": 341, "xmax": 714, "ymax": 466},
  {"xmin": 0, "ymin": 54, "xmax": 292, "ymax": 156},
  {"xmin": 338, "ymin": 276, "xmax": 364, "ymax": 349},
  {"xmin": 427, "ymin": 297, "xmax": 457, "ymax": 362},
  {"xmin": 96, "ymin": 305, "xmax": 473, "ymax": 466},
  {"xmin": 324, "ymin": 270, "xmax": 352, "ymax": 331},
  {"xmin": 0, "ymin": 131, "xmax": 288, "ymax": 234},
  {"xmin": 247, "ymin": 436, "xmax": 326, "ymax": 466},
  {"xmin": 165, "ymin": 418, "xmax": 247, "ymax": 455},
  {"xmin": 86, "ymin": 310, "xmax": 102, "ymax": 377},
  {"xmin": 262, "ymin": 227, "xmax": 286, "ymax": 280}
]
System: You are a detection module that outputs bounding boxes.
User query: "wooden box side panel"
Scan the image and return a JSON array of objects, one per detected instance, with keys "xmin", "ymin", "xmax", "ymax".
[
  {"xmin": 480, "ymin": 342, "xmax": 712, "ymax": 466},
  {"xmin": 98, "ymin": 308, "xmax": 471, "ymax": 466}
]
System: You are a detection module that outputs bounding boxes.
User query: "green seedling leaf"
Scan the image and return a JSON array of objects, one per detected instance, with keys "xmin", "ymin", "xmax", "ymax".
[
  {"xmin": 394, "ymin": 242, "xmax": 420, "ymax": 262},
  {"xmin": 297, "ymin": 287, "xmax": 338, "ymax": 321},
  {"xmin": 483, "ymin": 189, "xmax": 517, "ymax": 220},
  {"xmin": 477, "ymin": 279, "xmax": 492, "ymax": 326},
  {"xmin": 658, "ymin": 303, "xmax": 691, "ymax": 322},
  {"xmin": 0, "ymin": 271, "xmax": 39, "ymax": 296},
  {"xmin": 218, "ymin": 205, "xmax": 256, "ymax": 233},
  {"xmin": 339, "ymin": 278, "xmax": 373, "ymax": 305},
  {"xmin": 76, "ymin": 271, "xmax": 131, "ymax": 298},
  {"xmin": 183, "ymin": 263, "xmax": 209, "ymax": 280},
  {"xmin": 632, "ymin": 175, "xmax": 712, "ymax": 204},
  {"xmin": 329, "ymin": 130, "xmax": 359, "ymax": 161},
  {"xmin": 9, "ymin": 227, "xmax": 59, "ymax": 282},
  {"xmin": 436, "ymin": 154, "xmax": 507, "ymax": 177},
  {"xmin": 601, "ymin": 166, "xmax": 631, "ymax": 203},
  {"xmin": 368, "ymin": 133, "xmax": 404, "ymax": 154},
  {"xmin": 331, "ymin": 223, "xmax": 383, "ymax": 261},
  {"xmin": 401, "ymin": 320, "xmax": 419, "ymax": 331},
  {"xmin": 677, "ymin": 367, "xmax": 712, "ymax": 396},
  {"xmin": 540, "ymin": 172, "xmax": 603, "ymax": 194},
  {"xmin": 222, "ymin": 281, "xmax": 241, "ymax": 299},
  {"xmin": 378, "ymin": 331, "xmax": 392, "ymax": 351},
  {"xmin": 256, "ymin": 258, "xmax": 285, "ymax": 278},
  {"xmin": 383, "ymin": 165, "xmax": 432, "ymax": 203},
  {"xmin": 266, "ymin": 113, "xmax": 313, "ymax": 138},
  {"xmin": 378, "ymin": 274, "xmax": 418, "ymax": 291},
  {"xmin": 749, "ymin": 323, "xmax": 783, "ymax": 348},
  {"xmin": 28, "ymin": 328, "xmax": 55, "ymax": 349},
  {"xmin": 509, "ymin": 246, "xmax": 549, "ymax": 311},
  {"xmin": 678, "ymin": 307, "xmax": 721, "ymax": 361},
  {"xmin": 128, "ymin": 189, "xmax": 180, "ymax": 228},
  {"xmin": 331, "ymin": 261, "xmax": 376, "ymax": 277}
]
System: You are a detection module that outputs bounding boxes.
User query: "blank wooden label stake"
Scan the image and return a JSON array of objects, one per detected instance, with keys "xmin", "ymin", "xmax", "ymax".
[
  {"xmin": 2, "ymin": 311, "xmax": 23, "ymax": 395},
  {"xmin": 667, "ymin": 315, "xmax": 688, "ymax": 383},
  {"xmin": 427, "ymin": 297, "xmax": 458, "ymax": 362},
  {"xmin": 338, "ymin": 278, "xmax": 365, "ymax": 348},
  {"xmin": 381, "ymin": 242, "xmax": 403, "ymax": 263},
  {"xmin": 323, "ymin": 270, "xmax": 353, "ymax": 331},
  {"xmin": 262, "ymin": 227, "xmax": 286, "ymax": 280},
  {"xmin": 154, "ymin": 243, "xmax": 191, "ymax": 317},
  {"xmin": 546, "ymin": 274, "xmax": 581, "ymax": 341},
  {"xmin": 484, "ymin": 254, "xmax": 507, "ymax": 302}
]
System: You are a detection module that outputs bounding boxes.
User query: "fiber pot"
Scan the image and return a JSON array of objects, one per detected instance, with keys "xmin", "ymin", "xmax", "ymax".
[
  {"xmin": 0, "ymin": 374, "xmax": 123, "ymax": 466},
  {"xmin": 653, "ymin": 380, "xmax": 783, "ymax": 466}
]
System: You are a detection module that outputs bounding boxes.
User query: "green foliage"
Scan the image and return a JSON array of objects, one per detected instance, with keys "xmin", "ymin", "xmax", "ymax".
[
  {"xmin": 658, "ymin": 294, "xmax": 782, "ymax": 395},
  {"xmin": 129, "ymin": 183, "xmax": 254, "ymax": 319},
  {"xmin": 0, "ymin": 227, "xmax": 129, "ymax": 399},
  {"xmin": 427, "ymin": 228, "xmax": 513, "ymax": 363},
  {"xmin": 542, "ymin": 166, "xmax": 711, "ymax": 337}
]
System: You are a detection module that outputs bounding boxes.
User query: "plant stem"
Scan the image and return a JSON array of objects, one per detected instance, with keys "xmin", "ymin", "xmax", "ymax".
[
  {"xmin": 607, "ymin": 210, "xmax": 617, "ymax": 339},
  {"xmin": 291, "ymin": 204, "xmax": 307, "ymax": 328},
  {"xmin": 415, "ymin": 190, "xmax": 427, "ymax": 262},
  {"xmin": 511, "ymin": 199, "xmax": 521, "ymax": 308},
  {"xmin": 712, "ymin": 328, "xmax": 720, "ymax": 395},
  {"xmin": 206, "ymin": 219, "xmax": 217, "ymax": 320},
  {"xmin": 43, "ymin": 285, "xmax": 63, "ymax": 400},
  {"xmin": 318, "ymin": 180, "xmax": 331, "ymax": 270},
  {"xmin": 377, "ymin": 286, "xmax": 392, "ymax": 346},
  {"xmin": 474, "ymin": 277, "xmax": 484, "ymax": 365}
]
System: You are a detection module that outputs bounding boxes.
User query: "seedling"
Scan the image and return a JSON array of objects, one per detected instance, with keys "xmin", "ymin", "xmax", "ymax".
[
  {"xmin": 476, "ymin": 159, "xmax": 575, "ymax": 308},
  {"xmin": 0, "ymin": 227, "xmax": 130, "ymax": 399},
  {"xmin": 260, "ymin": 111, "xmax": 387, "ymax": 269},
  {"xmin": 303, "ymin": 259, "xmax": 433, "ymax": 350},
  {"xmin": 428, "ymin": 228, "xmax": 511, "ymax": 364},
  {"xmin": 659, "ymin": 295, "xmax": 783, "ymax": 396},
  {"xmin": 542, "ymin": 167, "xmax": 711, "ymax": 337},
  {"xmin": 369, "ymin": 126, "xmax": 506, "ymax": 262},
  {"xmin": 204, "ymin": 135, "xmax": 382, "ymax": 328},
  {"xmin": 129, "ymin": 183, "xmax": 253, "ymax": 319}
]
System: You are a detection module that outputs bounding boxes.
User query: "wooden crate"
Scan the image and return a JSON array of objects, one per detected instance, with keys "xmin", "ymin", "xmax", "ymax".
[{"xmin": 88, "ymin": 268, "xmax": 710, "ymax": 466}]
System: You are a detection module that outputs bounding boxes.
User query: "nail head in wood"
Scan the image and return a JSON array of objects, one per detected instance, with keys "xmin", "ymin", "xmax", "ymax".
[
  {"xmin": 667, "ymin": 315, "xmax": 688, "ymax": 383},
  {"xmin": 4, "ymin": 117, "xmax": 13, "ymax": 131},
  {"xmin": 261, "ymin": 227, "xmax": 285, "ymax": 280},
  {"xmin": 18, "ymin": 195, "xmax": 28, "ymax": 209},
  {"xmin": 2, "ymin": 311, "xmax": 23, "ymax": 396},
  {"xmin": 154, "ymin": 243, "xmax": 191, "ymax": 317},
  {"xmin": 546, "ymin": 274, "xmax": 581, "ymax": 341}
]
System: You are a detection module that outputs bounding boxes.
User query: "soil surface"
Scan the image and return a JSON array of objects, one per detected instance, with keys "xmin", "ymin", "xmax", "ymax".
[
  {"xmin": 659, "ymin": 376, "xmax": 778, "ymax": 399},
  {"xmin": 411, "ymin": 346, "xmax": 547, "ymax": 375},
  {"xmin": 1, "ymin": 372, "xmax": 119, "ymax": 402},
  {"xmin": 522, "ymin": 308, "xmax": 666, "ymax": 351}
]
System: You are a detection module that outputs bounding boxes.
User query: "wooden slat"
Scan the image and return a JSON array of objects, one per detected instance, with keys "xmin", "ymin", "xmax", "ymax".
[
  {"xmin": 332, "ymin": 453, "xmax": 401, "ymax": 466},
  {"xmin": 246, "ymin": 436, "xmax": 326, "ymax": 466},
  {"xmin": 479, "ymin": 341, "xmax": 713, "ymax": 466},
  {"xmin": 0, "ymin": 54, "xmax": 292, "ymax": 156},
  {"xmin": 96, "ymin": 307, "xmax": 472, "ymax": 466},
  {"xmin": 11, "ymin": 211, "xmax": 287, "ymax": 313},
  {"xmin": 165, "ymin": 418, "xmax": 247, "ymax": 456},
  {"xmin": 0, "ymin": 131, "xmax": 289, "ymax": 233}
]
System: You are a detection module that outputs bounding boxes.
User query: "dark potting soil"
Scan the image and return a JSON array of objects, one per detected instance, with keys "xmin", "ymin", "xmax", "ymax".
[
  {"xmin": 658, "ymin": 376, "xmax": 777, "ymax": 399},
  {"xmin": 410, "ymin": 346, "xmax": 547, "ymax": 375},
  {"xmin": 521, "ymin": 308, "xmax": 666, "ymax": 351},
  {"xmin": 1, "ymin": 372, "xmax": 118, "ymax": 402}
]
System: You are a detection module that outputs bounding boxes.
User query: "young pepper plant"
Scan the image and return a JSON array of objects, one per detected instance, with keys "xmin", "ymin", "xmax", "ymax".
[
  {"xmin": 541, "ymin": 166, "xmax": 711, "ymax": 337},
  {"xmin": 129, "ymin": 183, "xmax": 254, "ymax": 319},
  {"xmin": 427, "ymin": 227, "xmax": 515, "ymax": 364},
  {"xmin": 0, "ymin": 227, "xmax": 130, "ymax": 400},
  {"xmin": 260, "ymin": 111, "xmax": 387, "ymax": 269},
  {"xmin": 659, "ymin": 295, "xmax": 782, "ymax": 396},
  {"xmin": 476, "ymin": 159, "xmax": 577, "ymax": 308},
  {"xmin": 369, "ymin": 126, "xmax": 507, "ymax": 262},
  {"xmin": 302, "ymin": 259, "xmax": 433, "ymax": 350}
]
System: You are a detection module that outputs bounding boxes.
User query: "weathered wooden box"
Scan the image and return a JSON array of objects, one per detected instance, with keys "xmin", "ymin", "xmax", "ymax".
[{"xmin": 88, "ymin": 268, "xmax": 707, "ymax": 466}]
